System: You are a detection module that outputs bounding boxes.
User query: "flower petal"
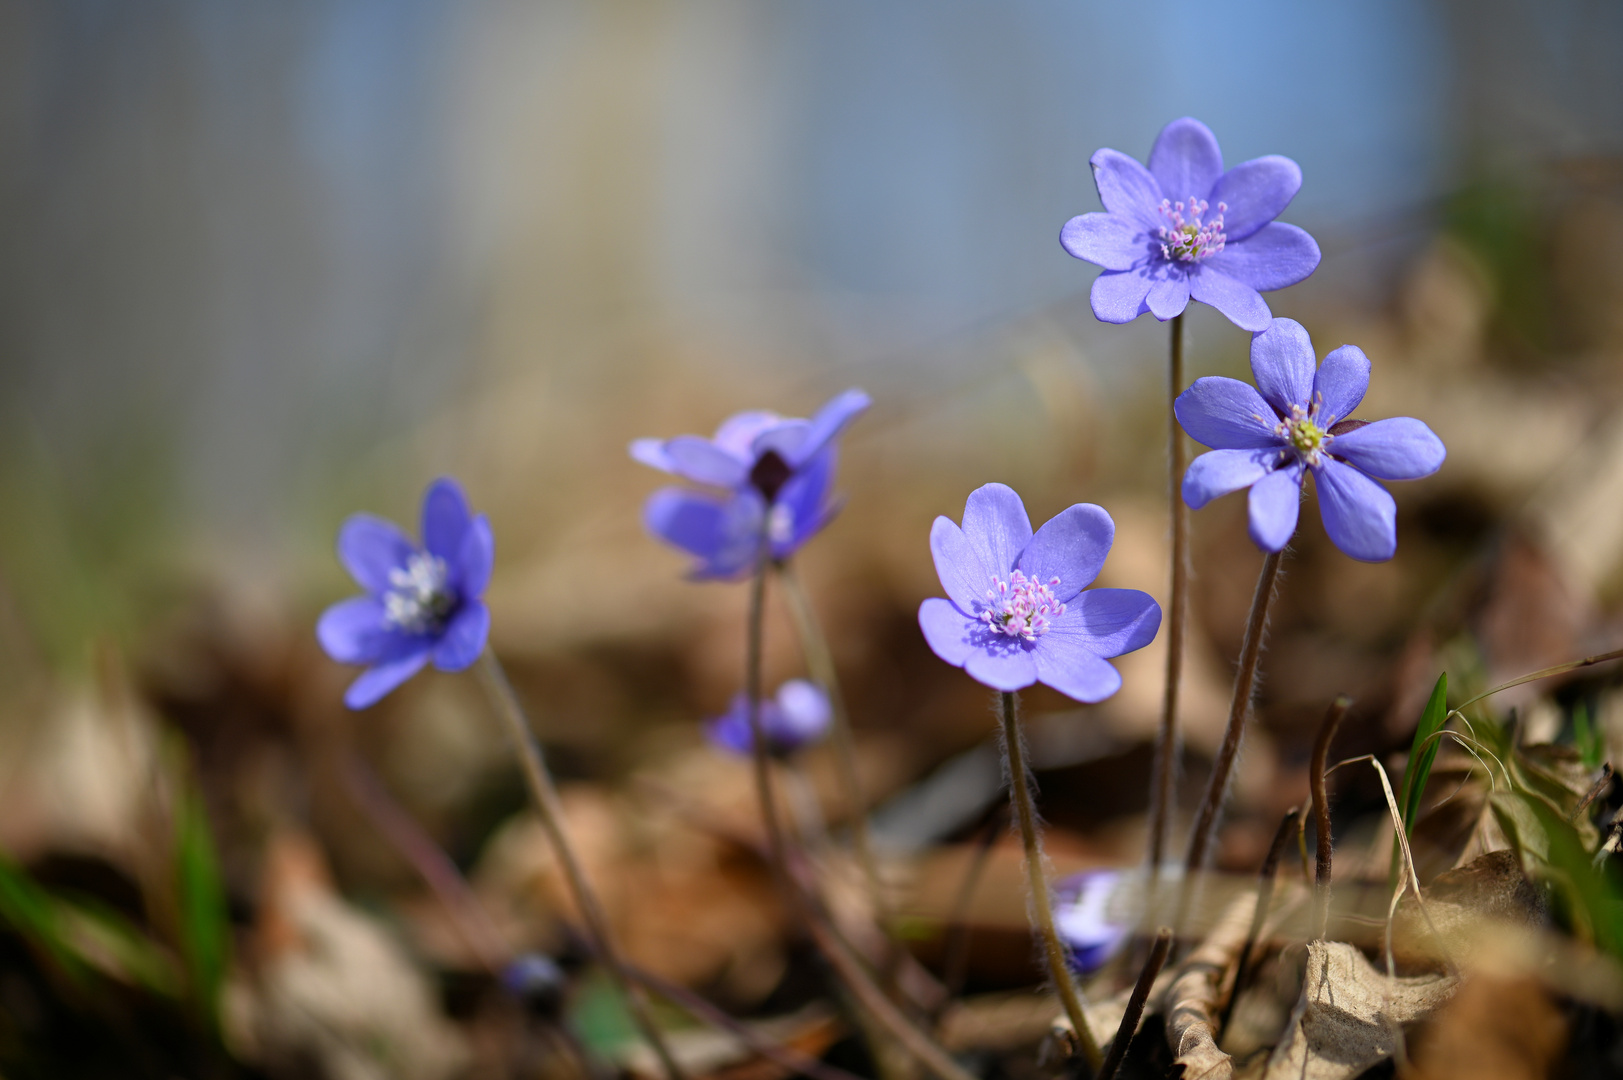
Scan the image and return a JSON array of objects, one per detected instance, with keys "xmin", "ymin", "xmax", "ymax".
[
  {"xmin": 1146, "ymin": 271, "xmax": 1191, "ymax": 321},
  {"xmin": 345, "ymin": 649, "xmax": 431, "ymax": 709},
  {"xmin": 1186, "ymin": 266, "xmax": 1271, "ymax": 331},
  {"xmin": 458, "ymin": 515, "xmax": 494, "ymax": 598},
  {"xmin": 1174, "ymin": 377, "xmax": 1282, "ymax": 450},
  {"xmin": 422, "ymin": 478, "xmax": 472, "ymax": 564},
  {"xmin": 1049, "ymin": 588, "xmax": 1162, "ymax": 659},
  {"xmin": 775, "ymin": 679, "xmax": 832, "ymax": 747},
  {"xmin": 663, "ymin": 435, "xmax": 751, "ymax": 488},
  {"xmin": 1248, "ymin": 463, "xmax": 1304, "ymax": 551},
  {"xmin": 317, "ymin": 596, "xmax": 391, "ymax": 664},
  {"xmin": 1313, "ymin": 459, "xmax": 1396, "ymax": 562},
  {"xmin": 772, "ymin": 447, "xmax": 835, "ymax": 559},
  {"xmin": 705, "ymin": 695, "xmax": 756, "ymax": 756},
  {"xmin": 1060, "ymin": 213, "xmax": 1148, "ymax": 271},
  {"xmin": 1017, "ymin": 503, "xmax": 1114, "ymax": 602},
  {"xmin": 930, "ymin": 516, "xmax": 991, "ymax": 611},
  {"xmin": 1209, "ymin": 156, "xmax": 1302, "ymax": 241},
  {"xmin": 1205, "ymin": 223, "xmax": 1320, "ymax": 293},
  {"xmin": 961, "ymin": 483, "xmax": 1033, "ymax": 577},
  {"xmin": 629, "ymin": 438, "xmax": 677, "ymax": 473},
  {"xmin": 1089, "ymin": 148, "xmax": 1162, "ymax": 230},
  {"xmin": 1090, "ymin": 268, "xmax": 1154, "ymax": 324},
  {"xmin": 918, "ymin": 597, "xmax": 981, "ymax": 666},
  {"xmin": 1311, "ymin": 344, "xmax": 1370, "ymax": 425},
  {"xmin": 1032, "ymin": 635, "xmax": 1122, "ymax": 703},
  {"xmin": 1183, "ymin": 448, "xmax": 1278, "ymax": 509},
  {"xmin": 1330, "ymin": 418, "xmax": 1446, "ymax": 480},
  {"xmin": 338, "ymin": 514, "xmax": 415, "ymax": 594},
  {"xmin": 432, "ymin": 601, "xmax": 489, "ymax": 671},
  {"xmin": 1248, "ymin": 318, "xmax": 1316, "ymax": 416},
  {"xmin": 644, "ymin": 488, "xmax": 760, "ymax": 579},
  {"xmin": 711, "ymin": 410, "xmax": 784, "ymax": 457},
  {"xmin": 964, "ymin": 639, "xmax": 1039, "ymax": 691},
  {"xmin": 787, "ymin": 388, "xmax": 870, "ymax": 466},
  {"xmin": 1148, "ymin": 117, "xmax": 1223, "ymax": 202}
]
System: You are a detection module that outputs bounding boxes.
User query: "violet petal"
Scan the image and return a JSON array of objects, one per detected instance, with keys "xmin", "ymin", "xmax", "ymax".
[
  {"xmin": 1060, "ymin": 213, "xmax": 1147, "ymax": 271},
  {"xmin": 1248, "ymin": 463, "xmax": 1304, "ymax": 552},
  {"xmin": 1032, "ymin": 635, "xmax": 1122, "ymax": 703},
  {"xmin": 1209, "ymin": 156, "xmax": 1302, "ymax": 241},
  {"xmin": 1206, "ymin": 223, "xmax": 1320, "ymax": 293},
  {"xmin": 1090, "ymin": 268, "xmax": 1154, "ymax": 324},
  {"xmin": 1016, "ymin": 503, "xmax": 1114, "ymax": 603},
  {"xmin": 1089, "ymin": 148, "xmax": 1162, "ymax": 230},
  {"xmin": 1148, "ymin": 117, "xmax": 1223, "ymax": 203},
  {"xmin": 345, "ymin": 649, "xmax": 431, "ymax": 709},
  {"xmin": 421, "ymin": 478, "xmax": 472, "ymax": 564},
  {"xmin": 432, "ymin": 601, "xmax": 489, "ymax": 671},
  {"xmin": 338, "ymin": 514, "xmax": 416, "ymax": 595},
  {"xmin": 1048, "ymin": 589, "xmax": 1162, "ymax": 659},
  {"xmin": 918, "ymin": 598, "xmax": 980, "ymax": 667},
  {"xmin": 1314, "ymin": 459, "xmax": 1396, "ymax": 562},
  {"xmin": 1330, "ymin": 417, "xmax": 1446, "ymax": 480},
  {"xmin": 1312, "ymin": 344, "xmax": 1372, "ymax": 425},
  {"xmin": 1174, "ymin": 377, "xmax": 1282, "ymax": 450},
  {"xmin": 1249, "ymin": 317, "xmax": 1317, "ymax": 415},
  {"xmin": 961, "ymin": 483, "xmax": 1033, "ymax": 577},
  {"xmin": 1186, "ymin": 265, "xmax": 1271, "ymax": 331}
]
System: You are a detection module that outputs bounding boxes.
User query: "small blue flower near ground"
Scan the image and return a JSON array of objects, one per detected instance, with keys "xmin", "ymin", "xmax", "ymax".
[
  {"xmin": 631, "ymin": 389, "xmax": 870, "ymax": 580},
  {"xmin": 317, "ymin": 477, "xmax": 494, "ymax": 709},
  {"xmin": 917, "ymin": 484, "xmax": 1161, "ymax": 701},
  {"xmin": 1053, "ymin": 869, "xmax": 1129, "ymax": 975},
  {"xmin": 1061, "ymin": 117, "xmax": 1320, "ymax": 332},
  {"xmin": 1176, "ymin": 317, "xmax": 1446, "ymax": 561},
  {"xmin": 706, "ymin": 678, "xmax": 832, "ymax": 758}
]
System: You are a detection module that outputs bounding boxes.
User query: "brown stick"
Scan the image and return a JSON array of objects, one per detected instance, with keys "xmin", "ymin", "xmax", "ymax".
[
  {"xmin": 1098, "ymin": 927, "xmax": 1173, "ymax": 1080},
  {"xmin": 1219, "ymin": 805, "xmax": 1301, "ymax": 1037},
  {"xmin": 1311, "ymin": 696, "xmax": 1351, "ymax": 940},
  {"xmin": 1150, "ymin": 312, "xmax": 1189, "ymax": 879}
]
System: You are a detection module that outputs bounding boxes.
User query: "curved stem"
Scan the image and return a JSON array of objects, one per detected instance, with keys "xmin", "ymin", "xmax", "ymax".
[
  {"xmin": 744, "ymin": 545, "xmax": 794, "ymax": 892},
  {"xmin": 1181, "ymin": 548, "xmax": 1284, "ymax": 929},
  {"xmin": 1310, "ymin": 696, "xmax": 1351, "ymax": 940},
  {"xmin": 1150, "ymin": 312, "xmax": 1189, "ymax": 879},
  {"xmin": 999, "ymin": 691, "xmax": 1102, "ymax": 1071},
  {"xmin": 477, "ymin": 652, "xmax": 688, "ymax": 1080}
]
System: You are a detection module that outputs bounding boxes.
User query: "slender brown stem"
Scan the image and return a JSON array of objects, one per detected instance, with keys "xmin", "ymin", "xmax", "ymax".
[
  {"xmin": 1572, "ymin": 764, "xmax": 1613, "ymax": 823},
  {"xmin": 1098, "ymin": 927, "xmax": 1172, "ymax": 1080},
  {"xmin": 1219, "ymin": 806, "xmax": 1301, "ymax": 1037},
  {"xmin": 476, "ymin": 652, "xmax": 688, "ymax": 1080},
  {"xmin": 1456, "ymin": 646, "xmax": 1623, "ymax": 712},
  {"xmin": 999, "ymin": 691, "xmax": 1102, "ymax": 1070},
  {"xmin": 1310, "ymin": 696, "xmax": 1351, "ymax": 940},
  {"xmin": 745, "ymin": 544, "xmax": 793, "ymax": 889},
  {"xmin": 1181, "ymin": 548, "xmax": 1284, "ymax": 928},
  {"xmin": 775, "ymin": 562, "xmax": 890, "ymax": 938},
  {"xmin": 1150, "ymin": 312, "xmax": 1189, "ymax": 879}
]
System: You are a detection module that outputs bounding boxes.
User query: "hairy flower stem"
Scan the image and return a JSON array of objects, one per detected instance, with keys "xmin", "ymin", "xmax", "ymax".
[
  {"xmin": 1150, "ymin": 312, "xmax": 1189, "ymax": 880},
  {"xmin": 1098, "ymin": 927, "xmax": 1172, "ymax": 1080},
  {"xmin": 476, "ymin": 651, "xmax": 688, "ymax": 1080},
  {"xmin": 999, "ymin": 691, "xmax": 1103, "ymax": 1071},
  {"xmin": 775, "ymin": 562, "xmax": 893, "ymax": 944},
  {"xmin": 1310, "ymin": 696, "xmax": 1351, "ymax": 940},
  {"xmin": 1181, "ymin": 549, "xmax": 1284, "ymax": 930},
  {"xmin": 744, "ymin": 550, "xmax": 794, "ymax": 893}
]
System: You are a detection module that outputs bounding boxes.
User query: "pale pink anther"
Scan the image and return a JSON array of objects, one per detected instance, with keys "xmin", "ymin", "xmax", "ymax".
[
  {"xmin": 1157, "ymin": 197, "xmax": 1228, "ymax": 262},
  {"xmin": 979, "ymin": 569, "xmax": 1067, "ymax": 641}
]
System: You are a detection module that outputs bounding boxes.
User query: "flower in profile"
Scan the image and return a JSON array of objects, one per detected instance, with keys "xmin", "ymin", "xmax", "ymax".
[
  {"xmin": 1053, "ymin": 870, "xmax": 1128, "ymax": 975},
  {"xmin": 917, "ymin": 484, "xmax": 1161, "ymax": 701},
  {"xmin": 706, "ymin": 679, "xmax": 832, "ymax": 758},
  {"xmin": 1060, "ymin": 117, "xmax": 1320, "ymax": 332},
  {"xmin": 631, "ymin": 389, "xmax": 870, "ymax": 580},
  {"xmin": 1177, "ymin": 318, "xmax": 1446, "ymax": 562},
  {"xmin": 317, "ymin": 478, "xmax": 494, "ymax": 709}
]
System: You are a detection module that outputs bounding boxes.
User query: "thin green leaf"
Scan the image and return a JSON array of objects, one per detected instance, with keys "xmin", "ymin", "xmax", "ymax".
[
  {"xmin": 1574, "ymin": 703, "xmax": 1604, "ymax": 770},
  {"xmin": 0, "ymin": 851, "xmax": 88, "ymax": 985},
  {"xmin": 175, "ymin": 782, "xmax": 230, "ymax": 1029},
  {"xmin": 1400, "ymin": 673, "xmax": 1449, "ymax": 835}
]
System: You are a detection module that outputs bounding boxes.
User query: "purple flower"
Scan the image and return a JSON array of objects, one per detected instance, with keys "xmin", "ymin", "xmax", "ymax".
[
  {"xmin": 317, "ymin": 478, "xmax": 494, "ymax": 709},
  {"xmin": 1060, "ymin": 117, "xmax": 1320, "ymax": 332},
  {"xmin": 706, "ymin": 679, "xmax": 832, "ymax": 757},
  {"xmin": 1053, "ymin": 870, "xmax": 1128, "ymax": 975},
  {"xmin": 917, "ymin": 485, "xmax": 1161, "ymax": 701},
  {"xmin": 1177, "ymin": 318, "xmax": 1446, "ymax": 562},
  {"xmin": 631, "ymin": 389, "xmax": 870, "ymax": 580}
]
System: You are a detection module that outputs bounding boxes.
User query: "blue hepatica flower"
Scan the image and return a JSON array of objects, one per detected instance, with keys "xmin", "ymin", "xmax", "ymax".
[
  {"xmin": 1177, "ymin": 318, "xmax": 1446, "ymax": 562},
  {"xmin": 317, "ymin": 478, "xmax": 494, "ymax": 709},
  {"xmin": 1061, "ymin": 117, "xmax": 1320, "ymax": 332},
  {"xmin": 630, "ymin": 389, "xmax": 870, "ymax": 580},
  {"xmin": 918, "ymin": 484, "xmax": 1161, "ymax": 702},
  {"xmin": 706, "ymin": 679, "xmax": 832, "ymax": 758},
  {"xmin": 1053, "ymin": 870, "xmax": 1129, "ymax": 976}
]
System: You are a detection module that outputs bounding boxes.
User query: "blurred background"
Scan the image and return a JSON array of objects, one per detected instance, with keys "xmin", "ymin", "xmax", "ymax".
[{"xmin": 2, "ymin": 1, "xmax": 1623, "ymax": 1076}]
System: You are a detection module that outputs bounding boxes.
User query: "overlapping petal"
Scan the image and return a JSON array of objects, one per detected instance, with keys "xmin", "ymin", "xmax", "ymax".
[
  {"xmin": 338, "ymin": 515, "xmax": 415, "ymax": 594},
  {"xmin": 1206, "ymin": 223, "xmax": 1320, "ymax": 293},
  {"xmin": 459, "ymin": 516, "xmax": 495, "ymax": 597},
  {"xmin": 1060, "ymin": 213, "xmax": 1147, "ymax": 271},
  {"xmin": 1174, "ymin": 377, "xmax": 1281, "ymax": 449},
  {"xmin": 1249, "ymin": 318, "xmax": 1317, "ymax": 415},
  {"xmin": 960, "ymin": 484, "xmax": 1033, "ymax": 577},
  {"xmin": 421, "ymin": 478, "xmax": 472, "ymax": 564},
  {"xmin": 1312, "ymin": 345, "xmax": 1371, "ymax": 425},
  {"xmin": 1186, "ymin": 267, "xmax": 1272, "ymax": 332},
  {"xmin": 345, "ymin": 650, "xmax": 432, "ymax": 710},
  {"xmin": 433, "ymin": 602, "xmax": 489, "ymax": 671},
  {"xmin": 1017, "ymin": 503, "xmax": 1114, "ymax": 602},
  {"xmin": 964, "ymin": 639, "xmax": 1038, "ymax": 691},
  {"xmin": 930, "ymin": 517, "xmax": 991, "ymax": 611},
  {"xmin": 1209, "ymin": 156, "xmax": 1302, "ymax": 241},
  {"xmin": 317, "ymin": 596, "xmax": 393, "ymax": 664},
  {"xmin": 663, "ymin": 435, "xmax": 751, "ymax": 488},
  {"xmin": 1031, "ymin": 636, "xmax": 1122, "ymax": 703},
  {"xmin": 918, "ymin": 598, "xmax": 980, "ymax": 666},
  {"xmin": 1313, "ymin": 459, "xmax": 1396, "ymax": 562},
  {"xmin": 1146, "ymin": 273, "xmax": 1192, "ymax": 321},
  {"xmin": 1183, "ymin": 448, "xmax": 1279, "ymax": 510},
  {"xmin": 1330, "ymin": 418, "xmax": 1446, "ymax": 480},
  {"xmin": 1089, "ymin": 148, "xmax": 1162, "ymax": 230},
  {"xmin": 1248, "ymin": 463, "xmax": 1304, "ymax": 552},
  {"xmin": 1090, "ymin": 268, "xmax": 1154, "ymax": 324},
  {"xmin": 1048, "ymin": 589, "xmax": 1161, "ymax": 659},
  {"xmin": 1148, "ymin": 117, "xmax": 1223, "ymax": 202}
]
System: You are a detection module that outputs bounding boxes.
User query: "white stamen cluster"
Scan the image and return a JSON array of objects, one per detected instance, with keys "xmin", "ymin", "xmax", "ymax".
[
  {"xmin": 1274, "ymin": 395, "xmax": 1333, "ymax": 467},
  {"xmin": 979, "ymin": 570, "xmax": 1065, "ymax": 641},
  {"xmin": 1157, "ymin": 197, "xmax": 1228, "ymax": 262},
  {"xmin": 383, "ymin": 552, "xmax": 455, "ymax": 633}
]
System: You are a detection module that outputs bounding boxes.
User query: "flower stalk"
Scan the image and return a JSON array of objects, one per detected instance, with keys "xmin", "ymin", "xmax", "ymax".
[
  {"xmin": 1310, "ymin": 696, "xmax": 1350, "ymax": 940},
  {"xmin": 999, "ymin": 691, "xmax": 1103, "ymax": 1071},
  {"xmin": 1149, "ymin": 312, "xmax": 1189, "ymax": 878},
  {"xmin": 476, "ymin": 651, "xmax": 688, "ymax": 1080},
  {"xmin": 1181, "ymin": 548, "xmax": 1284, "ymax": 926}
]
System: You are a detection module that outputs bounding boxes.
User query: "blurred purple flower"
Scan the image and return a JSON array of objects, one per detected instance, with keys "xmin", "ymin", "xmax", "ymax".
[
  {"xmin": 317, "ymin": 478, "xmax": 494, "ymax": 709},
  {"xmin": 1060, "ymin": 117, "xmax": 1320, "ymax": 332},
  {"xmin": 917, "ymin": 484, "xmax": 1161, "ymax": 701},
  {"xmin": 631, "ymin": 389, "xmax": 870, "ymax": 580},
  {"xmin": 1177, "ymin": 318, "xmax": 1446, "ymax": 562},
  {"xmin": 1053, "ymin": 870, "xmax": 1128, "ymax": 975},
  {"xmin": 706, "ymin": 678, "xmax": 832, "ymax": 757}
]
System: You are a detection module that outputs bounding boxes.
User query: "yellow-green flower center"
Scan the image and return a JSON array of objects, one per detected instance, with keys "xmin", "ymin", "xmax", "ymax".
[{"xmin": 1275, "ymin": 401, "xmax": 1333, "ymax": 466}]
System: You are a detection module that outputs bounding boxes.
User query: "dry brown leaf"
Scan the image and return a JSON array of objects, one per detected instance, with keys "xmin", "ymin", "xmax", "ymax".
[
  {"xmin": 1392, "ymin": 850, "xmax": 1545, "ymax": 970},
  {"xmin": 1262, "ymin": 941, "xmax": 1455, "ymax": 1080},
  {"xmin": 1407, "ymin": 974, "xmax": 1567, "ymax": 1080},
  {"xmin": 1161, "ymin": 892, "xmax": 1255, "ymax": 1080}
]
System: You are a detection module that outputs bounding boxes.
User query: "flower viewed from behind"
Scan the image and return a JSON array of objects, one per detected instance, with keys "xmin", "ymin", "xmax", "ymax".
[
  {"xmin": 918, "ymin": 484, "xmax": 1161, "ymax": 701},
  {"xmin": 1061, "ymin": 117, "xmax": 1320, "ymax": 332},
  {"xmin": 317, "ymin": 478, "xmax": 494, "ymax": 709},
  {"xmin": 1177, "ymin": 318, "xmax": 1446, "ymax": 562},
  {"xmin": 1053, "ymin": 870, "xmax": 1128, "ymax": 975},
  {"xmin": 706, "ymin": 678, "xmax": 832, "ymax": 758},
  {"xmin": 631, "ymin": 389, "xmax": 870, "ymax": 580}
]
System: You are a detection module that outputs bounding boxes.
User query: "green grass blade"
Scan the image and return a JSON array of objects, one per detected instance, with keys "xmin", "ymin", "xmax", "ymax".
[
  {"xmin": 1400, "ymin": 673, "xmax": 1449, "ymax": 835},
  {"xmin": 175, "ymin": 782, "xmax": 230, "ymax": 1030}
]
